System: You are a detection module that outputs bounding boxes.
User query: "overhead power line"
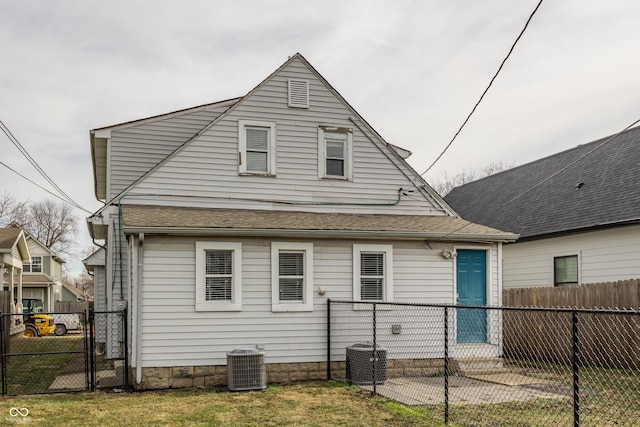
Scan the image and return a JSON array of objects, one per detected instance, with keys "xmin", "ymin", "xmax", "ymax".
[
  {"xmin": 0, "ymin": 160, "xmax": 92, "ymax": 214},
  {"xmin": 0, "ymin": 120, "xmax": 90, "ymax": 212},
  {"xmin": 421, "ymin": 0, "xmax": 545, "ymax": 176}
]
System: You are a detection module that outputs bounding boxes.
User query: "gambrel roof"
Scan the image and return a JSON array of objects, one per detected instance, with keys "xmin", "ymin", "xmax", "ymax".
[{"xmin": 445, "ymin": 125, "xmax": 640, "ymax": 240}]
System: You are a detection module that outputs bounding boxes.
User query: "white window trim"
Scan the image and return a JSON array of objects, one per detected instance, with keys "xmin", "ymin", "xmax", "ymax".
[
  {"xmin": 25, "ymin": 256, "xmax": 43, "ymax": 273},
  {"xmin": 271, "ymin": 242, "xmax": 314, "ymax": 312},
  {"xmin": 318, "ymin": 127, "xmax": 353, "ymax": 180},
  {"xmin": 353, "ymin": 244, "xmax": 393, "ymax": 303},
  {"xmin": 195, "ymin": 242, "xmax": 242, "ymax": 311},
  {"xmin": 238, "ymin": 120, "xmax": 276, "ymax": 175}
]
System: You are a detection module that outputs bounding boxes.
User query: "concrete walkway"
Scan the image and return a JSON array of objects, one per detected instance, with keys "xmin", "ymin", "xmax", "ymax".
[{"xmin": 361, "ymin": 374, "xmax": 569, "ymax": 406}]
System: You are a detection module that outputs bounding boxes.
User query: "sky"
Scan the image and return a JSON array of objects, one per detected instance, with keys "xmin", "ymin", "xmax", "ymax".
[{"xmin": 1, "ymin": 0, "xmax": 640, "ymax": 274}]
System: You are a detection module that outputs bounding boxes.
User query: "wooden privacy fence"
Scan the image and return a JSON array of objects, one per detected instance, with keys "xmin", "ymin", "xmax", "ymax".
[
  {"xmin": 503, "ymin": 279, "xmax": 640, "ymax": 368},
  {"xmin": 55, "ymin": 300, "xmax": 90, "ymax": 314},
  {"xmin": 503, "ymin": 279, "xmax": 640, "ymax": 309}
]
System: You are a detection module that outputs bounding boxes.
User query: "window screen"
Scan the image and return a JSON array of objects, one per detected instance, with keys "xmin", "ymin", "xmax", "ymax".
[
  {"xmin": 205, "ymin": 250, "xmax": 233, "ymax": 300},
  {"xmin": 246, "ymin": 127, "xmax": 269, "ymax": 172},
  {"xmin": 360, "ymin": 253, "xmax": 384, "ymax": 300},
  {"xmin": 279, "ymin": 251, "xmax": 304, "ymax": 301},
  {"xmin": 326, "ymin": 139, "xmax": 345, "ymax": 176}
]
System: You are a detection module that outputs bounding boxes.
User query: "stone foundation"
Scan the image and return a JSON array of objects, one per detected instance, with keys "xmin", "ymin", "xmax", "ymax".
[{"xmin": 138, "ymin": 358, "xmax": 445, "ymax": 390}]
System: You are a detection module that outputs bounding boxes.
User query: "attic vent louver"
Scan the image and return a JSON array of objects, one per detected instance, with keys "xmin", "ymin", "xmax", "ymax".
[{"xmin": 288, "ymin": 79, "xmax": 309, "ymax": 108}]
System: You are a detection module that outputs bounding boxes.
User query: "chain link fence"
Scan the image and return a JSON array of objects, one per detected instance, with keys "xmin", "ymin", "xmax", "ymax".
[
  {"xmin": 0, "ymin": 309, "xmax": 128, "ymax": 395},
  {"xmin": 328, "ymin": 300, "xmax": 640, "ymax": 426},
  {"xmin": 0, "ymin": 312, "xmax": 89, "ymax": 395}
]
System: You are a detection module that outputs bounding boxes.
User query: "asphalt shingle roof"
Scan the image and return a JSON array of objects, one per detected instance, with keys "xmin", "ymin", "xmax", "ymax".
[
  {"xmin": 444, "ymin": 126, "xmax": 640, "ymax": 239},
  {"xmin": 121, "ymin": 205, "xmax": 517, "ymax": 242},
  {"xmin": 0, "ymin": 227, "xmax": 22, "ymax": 250}
]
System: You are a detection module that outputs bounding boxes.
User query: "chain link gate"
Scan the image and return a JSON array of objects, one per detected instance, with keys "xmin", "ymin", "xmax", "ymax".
[{"xmin": 0, "ymin": 309, "xmax": 128, "ymax": 395}]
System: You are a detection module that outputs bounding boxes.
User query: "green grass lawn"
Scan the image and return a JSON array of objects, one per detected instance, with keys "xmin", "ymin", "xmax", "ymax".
[
  {"xmin": 0, "ymin": 376, "xmax": 638, "ymax": 426},
  {"xmin": 2, "ymin": 334, "xmax": 85, "ymax": 395},
  {"xmin": 0, "ymin": 382, "xmax": 432, "ymax": 427}
]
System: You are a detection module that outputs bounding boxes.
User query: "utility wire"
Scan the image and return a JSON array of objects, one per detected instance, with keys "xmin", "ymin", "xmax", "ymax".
[
  {"xmin": 0, "ymin": 120, "xmax": 81, "ymax": 208},
  {"xmin": 0, "ymin": 160, "xmax": 92, "ymax": 214},
  {"xmin": 421, "ymin": 0, "xmax": 544, "ymax": 176},
  {"xmin": 0, "ymin": 120, "xmax": 88, "ymax": 211},
  {"xmin": 442, "ymin": 116, "xmax": 640, "ymax": 239}
]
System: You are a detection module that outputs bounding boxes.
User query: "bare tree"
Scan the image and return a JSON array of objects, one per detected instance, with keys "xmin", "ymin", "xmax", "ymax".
[
  {"xmin": 0, "ymin": 192, "xmax": 28, "ymax": 226},
  {"xmin": 63, "ymin": 272, "xmax": 94, "ymax": 301},
  {"xmin": 429, "ymin": 161, "xmax": 516, "ymax": 196},
  {"xmin": 11, "ymin": 199, "xmax": 78, "ymax": 256}
]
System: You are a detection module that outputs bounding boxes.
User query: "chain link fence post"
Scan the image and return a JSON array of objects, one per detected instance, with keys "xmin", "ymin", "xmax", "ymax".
[
  {"xmin": 444, "ymin": 306, "xmax": 449, "ymax": 425},
  {"xmin": 572, "ymin": 309, "xmax": 580, "ymax": 427}
]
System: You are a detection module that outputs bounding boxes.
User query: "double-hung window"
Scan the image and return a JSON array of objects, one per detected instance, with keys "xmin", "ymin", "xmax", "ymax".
[
  {"xmin": 195, "ymin": 242, "xmax": 242, "ymax": 311},
  {"xmin": 353, "ymin": 244, "xmax": 393, "ymax": 302},
  {"xmin": 554, "ymin": 255, "xmax": 579, "ymax": 287},
  {"xmin": 271, "ymin": 242, "xmax": 313, "ymax": 312},
  {"xmin": 24, "ymin": 256, "xmax": 42, "ymax": 273},
  {"xmin": 238, "ymin": 120, "xmax": 276, "ymax": 175},
  {"xmin": 318, "ymin": 127, "xmax": 352, "ymax": 180}
]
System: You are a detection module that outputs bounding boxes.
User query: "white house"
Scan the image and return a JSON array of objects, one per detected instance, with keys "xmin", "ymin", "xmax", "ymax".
[
  {"xmin": 0, "ymin": 226, "xmax": 30, "ymax": 335},
  {"xmin": 21, "ymin": 232, "xmax": 66, "ymax": 312},
  {"xmin": 445, "ymin": 125, "xmax": 640, "ymax": 289},
  {"xmin": 86, "ymin": 54, "xmax": 516, "ymax": 389}
]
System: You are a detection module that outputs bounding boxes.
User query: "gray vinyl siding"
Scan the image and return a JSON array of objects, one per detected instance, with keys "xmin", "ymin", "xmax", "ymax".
[
  {"xmin": 108, "ymin": 213, "xmax": 130, "ymax": 308},
  {"xmin": 94, "ymin": 266, "xmax": 107, "ymax": 312},
  {"xmin": 108, "ymin": 104, "xmax": 232, "ymax": 199},
  {"xmin": 121, "ymin": 58, "xmax": 445, "ymax": 216},
  {"xmin": 137, "ymin": 236, "xmax": 498, "ymax": 368},
  {"xmin": 503, "ymin": 224, "xmax": 640, "ymax": 288}
]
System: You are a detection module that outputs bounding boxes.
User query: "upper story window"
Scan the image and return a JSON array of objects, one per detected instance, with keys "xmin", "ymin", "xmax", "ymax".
[
  {"xmin": 318, "ymin": 127, "xmax": 352, "ymax": 180},
  {"xmin": 353, "ymin": 244, "xmax": 393, "ymax": 302},
  {"xmin": 238, "ymin": 120, "xmax": 276, "ymax": 175},
  {"xmin": 554, "ymin": 255, "xmax": 579, "ymax": 287},
  {"xmin": 24, "ymin": 256, "xmax": 42, "ymax": 273},
  {"xmin": 271, "ymin": 242, "xmax": 314, "ymax": 312},
  {"xmin": 195, "ymin": 242, "xmax": 242, "ymax": 311}
]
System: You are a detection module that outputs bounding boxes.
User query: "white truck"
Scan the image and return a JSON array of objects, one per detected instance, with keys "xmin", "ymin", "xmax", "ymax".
[{"xmin": 53, "ymin": 313, "xmax": 81, "ymax": 336}]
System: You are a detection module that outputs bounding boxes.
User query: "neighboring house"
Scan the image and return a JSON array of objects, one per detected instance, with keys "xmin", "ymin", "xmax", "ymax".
[
  {"xmin": 83, "ymin": 247, "xmax": 105, "ymax": 310},
  {"xmin": 21, "ymin": 230, "xmax": 66, "ymax": 312},
  {"xmin": 60, "ymin": 282, "xmax": 85, "ymax": 302},
  {"xmin": 86, "ymin": 54, "xmax": 517, "ymax": 389},
  {"xmin": 0, "ymin": 226, "xmax": 30, "ymax": 334},
  {"xmin": 445, "ymin": 125, "xmax": 640, "ymax": 289}
]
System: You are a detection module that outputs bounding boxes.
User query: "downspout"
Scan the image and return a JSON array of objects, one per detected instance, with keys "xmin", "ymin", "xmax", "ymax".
[
  {"xmin": 117, "ymin": 202, "xmax": 124, "ymax": 300},
  {"xmin": 135, "ymin": 232, "xmax": 144, "ymax": 384}
]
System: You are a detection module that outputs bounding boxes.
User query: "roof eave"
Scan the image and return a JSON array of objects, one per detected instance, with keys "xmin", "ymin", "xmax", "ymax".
[
  {"xmin": 122, "ymin": 226, "xmax": 518, "ymax": 243},
  {"xmin": 90, "ymin": 130, "xmax": 108, "ymax": 201},
  {"xmin": 515, "ymin": 218, "xmax": 640, "ymax": 242}
]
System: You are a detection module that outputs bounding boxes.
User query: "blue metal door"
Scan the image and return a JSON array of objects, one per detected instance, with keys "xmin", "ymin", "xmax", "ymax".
[{"xmin": 456, "ymin": 250, "xmax": 487, "ymax": 343}]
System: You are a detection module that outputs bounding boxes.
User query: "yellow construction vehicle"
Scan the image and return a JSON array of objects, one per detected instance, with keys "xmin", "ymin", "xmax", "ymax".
[{"xmin": 21, "ymin": 298, "xmax": 56, "ymax": 337}]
